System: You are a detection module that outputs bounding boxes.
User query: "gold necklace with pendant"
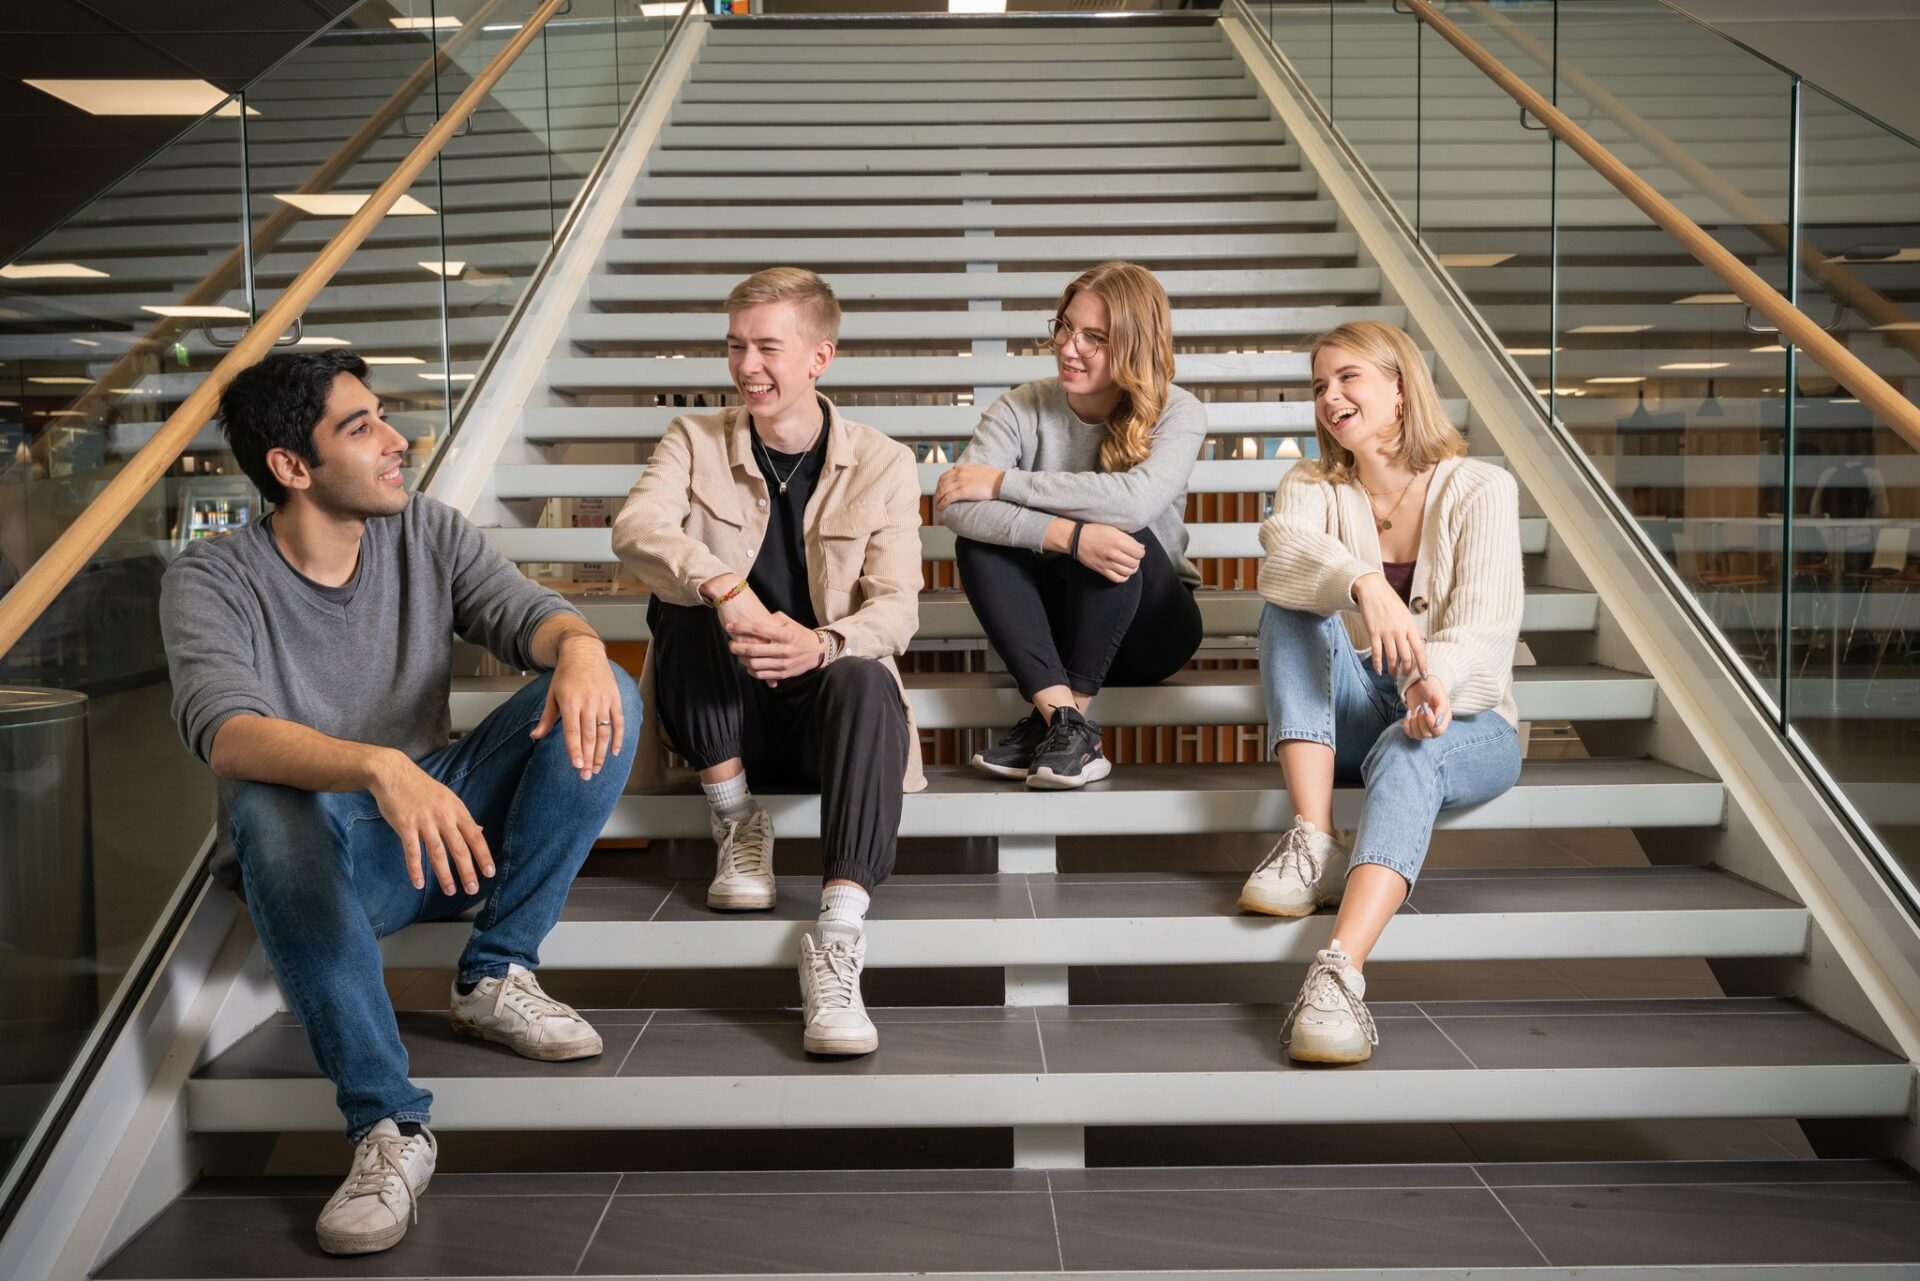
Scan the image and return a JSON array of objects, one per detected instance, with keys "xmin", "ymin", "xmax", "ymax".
[{"xmin": 1362, "ymin": 473, "xmax": 1419, "ymax": 532}]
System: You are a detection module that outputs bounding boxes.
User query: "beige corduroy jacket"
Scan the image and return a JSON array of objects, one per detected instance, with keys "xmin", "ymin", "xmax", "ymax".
[
  {"xmin": 1256, "ymin": 456, "xmax": 1524, "ymax": 727},
  {"xmin": 610, "ymin": 395, "xmax": 927, "ymax": 790}
]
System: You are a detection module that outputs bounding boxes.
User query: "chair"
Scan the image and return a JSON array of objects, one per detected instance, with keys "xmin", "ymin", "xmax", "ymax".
[
  {"xmin": 1672, "ymin": 530, "xmax": 1773, "ymax": 666},
  {"xmin": 1839, "ymin": 527, "xmax": 1914, "ymax": 693}
]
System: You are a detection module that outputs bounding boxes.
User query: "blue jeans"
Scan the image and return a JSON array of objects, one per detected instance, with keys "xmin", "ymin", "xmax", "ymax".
[
  {"xmin": 231, "ymin": 666, "xmax": 640, "ymax": 1143},
  {"xmin": 1258, "ymin": 604, "xmax": 1520, "ymax": 886}
]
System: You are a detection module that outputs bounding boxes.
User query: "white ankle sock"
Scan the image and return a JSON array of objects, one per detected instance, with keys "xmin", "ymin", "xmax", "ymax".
[
  {"xmin": 817, "ymin": 883, "xmax": 870, "ymax": 946},
  {"xmin": 702, "ymin": 773, "xmax": 754, "ymax": 823}
]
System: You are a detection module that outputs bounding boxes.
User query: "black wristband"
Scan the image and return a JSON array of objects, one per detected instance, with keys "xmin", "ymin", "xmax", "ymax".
[{"xmin": 1068, "ymin": 521, "xmax": 1085, "ymax": 559}]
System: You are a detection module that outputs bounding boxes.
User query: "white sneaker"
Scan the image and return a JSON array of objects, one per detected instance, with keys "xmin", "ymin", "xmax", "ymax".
[
  {"xmin": 708, "ymin": 806, "xmax": 776, "ymax": 910},
  {"xmin": 450, "ymin": 964, "xmax": 602, "ymax": 1061},
  {"xmin": 1239, "ymin": 817, "xmax": 1350, "ymax": 918},
  {"xmin": 316, "ymin": 1118, "xmax": 435, "ymax": 1256},
  {"xmin": 1282, "ymin": 942, "xmax": 1378, "ymax": 1065},
  {"xmin": 799, "ymin": 932, "xmax": 878, "ymax": 1056}
]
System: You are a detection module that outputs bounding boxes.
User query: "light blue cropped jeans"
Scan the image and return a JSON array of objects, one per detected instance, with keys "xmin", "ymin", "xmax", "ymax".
[{"xmin": 1259, "ymin": 603, "xmax": 1521, "ymax": 886}]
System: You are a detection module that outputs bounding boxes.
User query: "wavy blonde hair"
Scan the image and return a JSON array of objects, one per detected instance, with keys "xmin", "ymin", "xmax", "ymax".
[
  {"xmin": 1307, "ymin": 320, "xmax": 1466, "ymax": 484},
  {"xmin": 1054, "ymin": 262, "xmax": 1175, "ymax": 473}
]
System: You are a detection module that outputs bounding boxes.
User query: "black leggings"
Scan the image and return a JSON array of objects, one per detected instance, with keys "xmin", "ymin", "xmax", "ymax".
[
  {"xmin": 954, "ymin": 527, "xmax": 1204, "ymax": 702},
  {"xmin": 647, "ymin": 601, "xmax": 908, "ymax": 889}
]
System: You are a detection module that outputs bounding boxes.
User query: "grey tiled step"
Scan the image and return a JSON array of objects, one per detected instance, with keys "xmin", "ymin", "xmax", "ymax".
[
  {"xmin": 644, "ymin": 143, "xmax": 1299, "ymax": 175},
  {"xmin": 565, "ymin": 587, "xmax": 1598, "ymax": 640},
  {"xmin": 520, "ymin": 396, "xmax": 1452, "ymax": 441},
  {"xmin": 689, "ymin": 59, "xmax": 1242, "ymax": 84},
  {"xmin": 704, "ymin": 38, "xmax": 1227, "ymax": 63},
  {"xmin": 570, "ymin": 304, "xmax": 1399, "ymax": 346},
  {"xmin": 482, "ymin": 518, "xmax": 1543, "ymax": 569},
  {"xmin": 542, "ymin": 352, "xmax": 1326, "ymax": 394},
  {"xmin": 184, "ymin": 998, "xmax": 1906, "ymax": 1134},
  {"xmin": 601, "ymin": 761, "xmax": 1722, "ymax": 841},
  {"xmin": 603, "ymin": 231, "xmax": 1346, "ymax": 267},
  {"xmin": 95, "ymin": 1160, "xmax": 1920, "ymax": 1279},
  {"xmin": 673, "ymin": 97, "xmax": 1271, "ymax": 125},
  {"xmin": 618, "ymin": 199, "xmax": 1330, "ymax": 235},
  {"xmin": 657, "ymin": 121, "xmax": 1283, "ymax": 150},
  {"xmin": 633, "ymin": 170, "xmax": 1320, "ymax": 199},
  {"xmin": 449, "ymin": 662, "xmax": 1631, "ymax": 735},
  {"xmin": 378, "ymin": 867, "xmax": 1805, "ymax": 971},
  {"xmin": 683, "ymin": 77, "xmax": 1259, "ymax": 106}
]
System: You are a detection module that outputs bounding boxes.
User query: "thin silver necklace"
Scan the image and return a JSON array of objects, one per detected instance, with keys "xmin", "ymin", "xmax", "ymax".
[{"xmin": 753, "ymin": 422, "xmax": 823, "ymax": 494}]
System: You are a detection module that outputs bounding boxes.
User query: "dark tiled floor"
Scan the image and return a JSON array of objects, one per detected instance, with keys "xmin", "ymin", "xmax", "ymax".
[{"xmin": 99, "ymin": 1161, "xmax": 1920, "ymax": 1277}]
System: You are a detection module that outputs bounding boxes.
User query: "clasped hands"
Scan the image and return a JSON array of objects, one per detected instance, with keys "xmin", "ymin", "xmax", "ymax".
[
  {"xmin": 1352, "ymin": 573, "xmax": 1452, "ymax": 740},
  {"xmin": 706, "ymin": 576, "xmax": 824, "ymax": 684}
]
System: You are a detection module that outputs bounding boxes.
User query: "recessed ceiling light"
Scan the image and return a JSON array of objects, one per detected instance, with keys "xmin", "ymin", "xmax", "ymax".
[
  {"xmin": 390, "ymin": 16, "xmax": 461, "ymax": 29},
  {"xmin": 70, "ymin": 338, "xmax": 100, "ymax": 347},
  {"xmin": 1, "ymin": 262, "xmax": 109, "ymax": 280},
  {"xmin": 1872, "ymin": 321, "xmax": 1920, "ymax": 331},
  {"xmin": 419, "ymin": 261, "xmax": 467, "ymax": 277},
  {"xmin": 1675, "ymin": 293, "xmax": 1742, "ymax": 304},
  {"xmin": 638, "ymin": 2, "xmax": 686, "ymax": 13},
  {"xmin": 419, "ymin": 372, "xmax": 476, "ymax": 381},
  {"xmin": 1831, "ymin": 248, "xmax": 1920, "ymax": 263},
  {"xmin": 1752, "ymin": 344, "xmax": 1786, "ymax": 353},
  {"xmin": 1536, "ymin": 387, "xmax": 1587, "ymax": 397},
  {"xmin": 141, "ymin": 304, "xmax": 250, "ymax": 319},
  {"xmin": 0, "ymin": 400, "xmax": 18, "ymax": 407},
  {"xmin": 39, "ymin": 410, "xmax": 88, "ymax": 417},
  {"xmin": 1833, "ymin": 398, "xmax": 1861, "ymax": 404},
  {"xmin": 274, "ymin": 193, "xmax": 435, "ymax": 217},
  {"xmin": 1570, "ymin": 324, "xmax": 1653, "ymax": 334},
  {"xmin": 25, "ymin": 78, "xmax": 255, "ymax": 117},
  {"xmin": 1437, "ymin": 252, "xmax": 1515, "ymax": 268},
  {"xmin": 295, "ymin": 336, "xmax": 352, "ymax": 348},
  {"xmin": 1587, "ymin": 376, "xmax": 1648, "ymax": 384},
  {"xmin": 27, "ymin": 376, "xmax": 96, "ymax": 385},
  {"xmin": 949, "ymin": 0, "xmax": 1007, "ymax": 10},
  {"xmin": 362, "ymin": 355, "xmax": 425, "ymax": 365},
  {"xmin": 1506, "ymin": 347, "xmax": 1557, "ymax": 356},
  {"xmin": 1659, "ymin": 361, "xmax": 1730, "ymax": 370}
]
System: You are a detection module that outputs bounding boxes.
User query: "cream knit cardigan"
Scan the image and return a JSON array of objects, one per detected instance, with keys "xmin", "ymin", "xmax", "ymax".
[{"xmin": 1256, "ymin": 456, "xmax": 1525, "ymax": 727}]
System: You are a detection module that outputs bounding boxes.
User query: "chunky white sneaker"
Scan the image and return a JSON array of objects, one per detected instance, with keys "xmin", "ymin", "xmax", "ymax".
[
  {"xmin": 799, "ymin": 932, "xmax": 878, "ymax": 1056},
  {"xmin": 1281, "ymin": 942, "xmax": 1378, "ymax": 1065},
  {"xmin": 1238, "ymin": 817, "xmax": 1350, "ymax": 917},
  {"xmin": 708, "ymin": 806, "xmax": 776, "ymax": 910},
  {"xmin": 316, "ymin": 1118, "xmax": 435, "ymax": 1256},
  {"xmin": 450, "ymin": 964, "xmax": 602, "ymax": 1061}
]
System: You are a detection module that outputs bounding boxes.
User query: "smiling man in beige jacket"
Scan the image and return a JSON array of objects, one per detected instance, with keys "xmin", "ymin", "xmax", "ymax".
[{"xmin": 610, "ymin": 267, "xmax": 922, "ymax": 1056}]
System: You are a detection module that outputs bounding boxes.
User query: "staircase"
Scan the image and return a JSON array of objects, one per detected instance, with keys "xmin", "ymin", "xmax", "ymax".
[{"xmin": 45, "ymin": 11, "xmax": 1920, "ymax": 1279}]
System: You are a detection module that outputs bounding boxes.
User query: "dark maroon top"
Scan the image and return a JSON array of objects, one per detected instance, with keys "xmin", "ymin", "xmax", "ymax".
[{"xmin": 1382, "ymin": 560, "xmax": 1417, "ymax": 603}]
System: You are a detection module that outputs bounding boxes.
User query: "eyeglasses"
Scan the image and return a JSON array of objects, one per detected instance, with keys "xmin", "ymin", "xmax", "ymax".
[{"xmin": 1046, "ymin": 317, "xmax": 1107, "ymax": 354}]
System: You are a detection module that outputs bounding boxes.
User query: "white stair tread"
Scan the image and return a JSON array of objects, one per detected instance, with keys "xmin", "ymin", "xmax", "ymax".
[
  {"xmin": 603, "ymin": 232, "xmax": 1348, "ymax": 267},
  {"xmin": 644, "ymin": 143, "xmax": 1298, "ymax": 175},
  {"xmin": 186, "ymin": 997, "xmax": 1906, "ymax": 1133},
  {"xmin": 381, "ymin": 867, "xmax": 1803, "ymax": 971},
  {"xmin": 657, "ymin": 122, "xmax": 1283, "ymax": 149},
  {"xmin": 618, "ymin": 200, "xmax": 1330, "ymax": 234},
  {"xmin": 600, "ymin": 761, "xmax": 1723, "ymax": 840},
  {"xmin": 448, "ymin": 661, "xmax": 1624, "ymax": 735},
  {"xmin": 542, "ymin": 352, "xmax": 1326, "ymax": 392},
  {"xmin": 587, "ymin": 266, "xmax": 1377, "ymax": 303}
]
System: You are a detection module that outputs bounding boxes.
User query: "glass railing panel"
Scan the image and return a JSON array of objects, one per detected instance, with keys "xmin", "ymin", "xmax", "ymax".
[
  {"xmin": 1784, "ymin": 84, "xmax": 1920, "ymax": 893},
  {"xmin": 1259, "ymin": 3, "xmax": 1331, "ymax": 119},
  {"xmin": 1329, "ymin": 0, "xmax": 1419, "ymax": 218},
  {"xmin": 1549, "ymin": 1, "xmax": 1795, "ymax": 681},
  {"xmin": 1412, "ymin": 0, "xmax": 1557, "ymax": 395}
]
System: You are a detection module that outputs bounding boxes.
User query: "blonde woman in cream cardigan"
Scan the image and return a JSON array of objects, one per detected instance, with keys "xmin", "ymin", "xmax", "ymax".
[{"xmin": 1242, "ymin": 320, "xmax": 1524, "ymax": 1065}]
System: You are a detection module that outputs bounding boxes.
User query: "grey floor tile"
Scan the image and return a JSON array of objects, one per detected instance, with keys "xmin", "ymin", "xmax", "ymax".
[
  {"xmin": 1053, "ymin": 1187, "xmax": 1546, "ymax": 1270},
  {"xmin": 652, "ymin": 875, "xmax": 1032, "ymax": 923},
  {"xmin": 1410, "ymin": 867, "xmax": 1796, "ymax": 914},
  {"xmin": 1499, "ymin": 1180, "xmax": 1920, "ymax": 1266},
  {"xmin": 1037, "ymin": 1005, "xmax": 1467, "ymax": 1075},
  {"xmin": 1455, "ymin": 1118, "xmax": 1818, "ymax": 1164},
  {"xmin": 580, "ymin": 1187, "xmax": 1061, "ymax": 1274},
  {"xmin": 1476, "ymin": 1158, "xmax": 1916, "ymax": 1187},
  {"xmin": 1029, "ymin": 872, "xmax": 1244, "ymax": 918},
  {"xmin": 96, "ymin": 1191, "xmax": 608, "ymax": 1278},
  {"xmin": 197, "ymin": 1014, "xmax": 645, "ymax": 1081},
  {"xmin": 621, "ymin": 1012, "xmax": 1045, "ymax": 1077},
  {"xmin": 615, "ymin": 1168, "xmax": 1049, "ymax": 1195},
  {"xmin": 1051, "ymin": 1163, "xmax": 1480, "ymax": 1193},
  {"xmin": 1433, "ymin": 1003, "xmax": 1900, "ymax": 1070},
  {"xmin": 1088, "ymin": 1122, "xmax": 1484, "ymax": 1167},
  {"xmin": 559, "ymin": 878, "xmax": 676, "ymax": 922}
]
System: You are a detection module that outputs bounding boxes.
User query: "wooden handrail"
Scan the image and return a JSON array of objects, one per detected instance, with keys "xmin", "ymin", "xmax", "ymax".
[
  {"xmin": 0, "ymin": 0, "xmax": 578, "ymax": 656},
  {"xmin": 1404, "ymin": 0, "xmax": 1920, "ymax": 454},
  {"xmin": 1462, "ymin": 0, "xmax": 1920, "ymax": 367}
]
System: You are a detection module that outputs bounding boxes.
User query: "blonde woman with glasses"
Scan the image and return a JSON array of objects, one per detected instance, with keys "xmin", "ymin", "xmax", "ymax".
[
  {"xmin": 1242, "ymin": 320, "xmax": 1523, "ymax": 1065},
  {"xmin": 935, "ymin": 261, "xmax": 1205, "ymax": 788}
]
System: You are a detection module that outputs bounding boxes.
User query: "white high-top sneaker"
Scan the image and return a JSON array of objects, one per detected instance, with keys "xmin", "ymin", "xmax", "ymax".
[
  {"xmin": 1238, "ymin": 817, "xmax": 1350, "ymax": 917},
  {"xmin": 1281, "ymin": 941, "xmax": 1378, "ymax": 1064},
  {"xmin": 316, "ymin": 1118, "xmax": 436, "ymax": 1256},
  {"xmin": 708, "ymin": 806, "xmax": 776, "ymax": 910},
  {"xmin": 799, "ymin": 932, "xmax": 878, "ymax": 1056},
  {"xmin": 450, "ymin": 964, "xmax": 603, "ymax": 1061}
]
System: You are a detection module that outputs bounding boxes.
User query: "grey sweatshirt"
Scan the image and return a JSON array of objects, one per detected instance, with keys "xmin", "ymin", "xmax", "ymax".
[
  {"xmin": 159, "ymin": 493, "xmax": 580, "ymax": 884},
  {"xmin": 938, "ymin": 378, "xmax": 1207, "ymax": 586}
]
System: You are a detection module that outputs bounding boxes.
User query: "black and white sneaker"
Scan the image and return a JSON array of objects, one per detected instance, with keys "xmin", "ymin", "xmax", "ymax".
[
  {"xmin": 971, "ymin": 709, "xmax": 1049, "ymax": 780},
  {"xmin": 1026, "ymin": 707, "xmax": 1111, "ymax": 790}
]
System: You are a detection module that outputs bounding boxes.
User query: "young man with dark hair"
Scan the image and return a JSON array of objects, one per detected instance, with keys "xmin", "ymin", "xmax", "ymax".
[
  {"xmin": 160, "ymin": 348, "xmax": 638, "ymax": 1256},
  {"xmin": 612, "ymin": 267, "xmax": 922, "ymax": 1056}
]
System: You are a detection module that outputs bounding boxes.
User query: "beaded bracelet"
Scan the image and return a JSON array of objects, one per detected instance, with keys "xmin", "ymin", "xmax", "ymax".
[{"xmin": 705, "ymin": 579, "xmax": 748, "ymax": 609}]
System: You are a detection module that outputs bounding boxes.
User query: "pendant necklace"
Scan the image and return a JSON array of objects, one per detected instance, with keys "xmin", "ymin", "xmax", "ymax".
[
  {"xmin": 1362, "ymin": 472, "xmax": 1419, "ymax": 533},
  {"xmin": 755, "ymin": 423, "xmax": 822, "ymax": 495}
]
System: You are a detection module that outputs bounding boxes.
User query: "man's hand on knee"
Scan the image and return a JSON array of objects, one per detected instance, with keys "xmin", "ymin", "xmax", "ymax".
[
  {"xmin": 532, "ymin": 633, "xmax": 625, "ymax": 781},
  {"xmin": 369, "ymin": 753, "xmax": 494, "ymax": 895}
]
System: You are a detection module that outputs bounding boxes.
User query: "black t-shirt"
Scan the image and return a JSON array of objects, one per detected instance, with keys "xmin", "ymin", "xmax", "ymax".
[{"xmin": 746, "ymin": 408, "xmax": 827, "ymax": 630}]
